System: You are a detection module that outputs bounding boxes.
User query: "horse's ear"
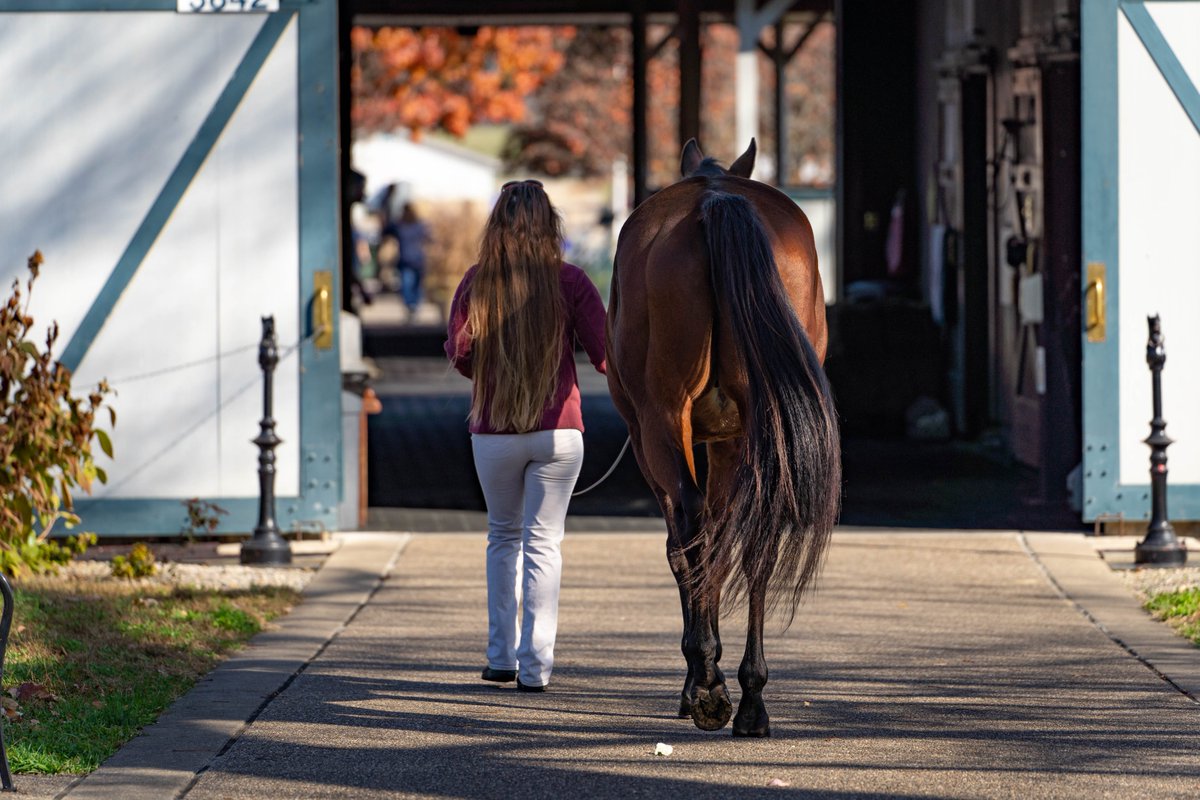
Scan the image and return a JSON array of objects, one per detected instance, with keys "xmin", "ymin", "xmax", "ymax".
[
  {"xmin": 729, "ymin": 138, "xmax": 757, "ymax": 178},
  {"xmin": 680, "ymin": 139, "xmax": 705, "ymax": 177}
]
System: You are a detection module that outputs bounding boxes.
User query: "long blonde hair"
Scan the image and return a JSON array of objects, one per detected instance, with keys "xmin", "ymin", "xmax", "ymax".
[{"xmin": 465, "ymin": 180, "xmax": 565, "ymax": 432}]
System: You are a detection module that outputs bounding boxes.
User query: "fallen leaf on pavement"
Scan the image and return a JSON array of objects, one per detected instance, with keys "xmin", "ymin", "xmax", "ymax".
[{"xmin": 767, "ymin": 778, "xmax": 791, "ymax": 787}]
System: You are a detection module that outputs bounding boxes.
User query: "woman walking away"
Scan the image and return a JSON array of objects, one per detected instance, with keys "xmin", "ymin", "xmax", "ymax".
[{"xmin": 444, "ymin": 179, "xmax": 607, "ymax": 692}]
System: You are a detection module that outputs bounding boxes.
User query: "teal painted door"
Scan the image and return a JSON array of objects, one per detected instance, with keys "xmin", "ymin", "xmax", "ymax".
[{"xmin": 1082, "ymin": 0, "xmax": 1200, "ymax": 522}]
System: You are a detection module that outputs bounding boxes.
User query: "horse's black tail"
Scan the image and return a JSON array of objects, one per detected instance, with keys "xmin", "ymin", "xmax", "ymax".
[{"xmin": 697, "ymin": 190, "xmax": 841, "ymax": 623}]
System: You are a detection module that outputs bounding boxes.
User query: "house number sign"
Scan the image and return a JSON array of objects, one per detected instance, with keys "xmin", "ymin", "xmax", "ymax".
[{"xmin": 178, "ymin": 0, "xmax": 280, "ymax": 12}]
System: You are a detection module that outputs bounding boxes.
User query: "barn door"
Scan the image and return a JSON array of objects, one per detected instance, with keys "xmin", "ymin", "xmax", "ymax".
[
  {"xmin": 1082, "ymin": 0, "xmax": 1200, "ymax": 522},
  {"xmin": 0, "ymin": 0, "xmax": 343, "ymax": 534}
]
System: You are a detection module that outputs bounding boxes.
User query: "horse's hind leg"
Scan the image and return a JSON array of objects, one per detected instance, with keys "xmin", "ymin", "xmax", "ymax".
[
  {"xmin": 639, "ymin": 432, "xmax": 730, "ymax": 731},
  {"xmin": 665, "ymin": 522, "xmax": 696, "ymax": 718},
  {"xmin": 733, "ymin": 560, "xmax": 773, "ymax": 737},
  {"xmin": 705, "ymin": 439, "xmax": 771, "ymax": 737},
  {"xmin": 668, "ymin": 527, "xmax": 728, "ymax": 729}
]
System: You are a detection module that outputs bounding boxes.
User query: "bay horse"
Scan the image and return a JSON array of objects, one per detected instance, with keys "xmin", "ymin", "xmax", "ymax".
[{"xmin": 606, "ymin": 139, "xmax": 840, "ymax": 737}]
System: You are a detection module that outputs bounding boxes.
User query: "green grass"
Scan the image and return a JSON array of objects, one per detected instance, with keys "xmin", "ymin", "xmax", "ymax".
[
  {"xmin": 1, "ymin": 573, "xmax": 299, "ymax": 774},
  {"xmin": 1145, "ymin": 586, "xmax": 1200, "ymax": 647}
]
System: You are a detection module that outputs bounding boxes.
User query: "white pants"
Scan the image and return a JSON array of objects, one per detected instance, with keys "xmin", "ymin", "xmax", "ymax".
[{"xmin": 472, "ymin": 429, "xmax": 584, "ymax": 687}]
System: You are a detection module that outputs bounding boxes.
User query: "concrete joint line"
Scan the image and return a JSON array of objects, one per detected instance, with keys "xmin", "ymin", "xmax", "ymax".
[
  {"xmin": 61, "ymin": 534, "xmax": 412, "ymax": 800},
  {"xmin": 1017, "ymin": 532, "xmax": 1198, "ymax": 706}
]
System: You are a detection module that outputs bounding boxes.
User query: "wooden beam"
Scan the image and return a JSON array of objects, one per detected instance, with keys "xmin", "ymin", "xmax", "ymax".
[
  {"xmin": 632, "ymin": 2, "xmax": 650, "ymax": 206},
  {"xmin": 678, "ymin": 0, "xmax": 701, "ymax": 148}
]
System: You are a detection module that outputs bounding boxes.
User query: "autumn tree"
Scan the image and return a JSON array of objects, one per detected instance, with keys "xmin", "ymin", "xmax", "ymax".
[
  {"xmin": 501, "ymin": 27, "xmax": 631, "ymax": 177},
  {"xmin": 351, "ymin": 21, "xmax": 835, "ymax": 187},
  {"xmin": 501, "ymin": 22, "xmax": 833, "ymax": 189},
  {"xmin": 351, "ymin": 26, "xmax": 572, "ymax": 138},
  {"xmin": 499, "ymin": 24, "xmax": 715, "ymax": 185}
]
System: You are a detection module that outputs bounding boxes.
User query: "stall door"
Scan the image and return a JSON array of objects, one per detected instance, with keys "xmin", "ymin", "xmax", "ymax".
[{"xmin": 1082, "ymin": 0, "xmax": 1200, "ymax": 521}]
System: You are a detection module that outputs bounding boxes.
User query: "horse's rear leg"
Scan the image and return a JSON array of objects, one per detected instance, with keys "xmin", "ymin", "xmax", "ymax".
[
  {"xmin": 665, "ymin": 534, "xmax": 696, "ymax": 718},
  {"xmin": 668, "ymin": 535, "xmax": 728, "ymax": 730},
  {"xmin": 705, "ymin": 439, "xmax": 771, "ymax": 737},
  {"xmin": 733, "ymin": 564, "xmax": 773, "ymax": 737},
  {"xmin": 638, "ymin": 432, "xmax": 730, "ymax": 731}
]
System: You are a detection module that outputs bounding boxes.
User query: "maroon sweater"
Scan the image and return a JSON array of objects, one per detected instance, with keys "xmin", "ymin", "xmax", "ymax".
[{"xmin": 444, "ymin": 262, "xmax": 607, "ymax": 434}]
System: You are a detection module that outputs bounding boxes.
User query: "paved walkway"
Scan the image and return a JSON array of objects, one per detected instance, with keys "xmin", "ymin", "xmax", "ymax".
[{"xmin": 32, "ymin": 528, "xmax": 1200, "ymax": 799}]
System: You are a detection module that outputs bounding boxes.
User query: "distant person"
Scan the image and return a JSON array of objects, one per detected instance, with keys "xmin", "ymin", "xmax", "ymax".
[
  {"xmin": 344, "ymin": 168, "xmax": 371, "ymax": 308},
  {"xmin": 444, "ymin": 179, "xmax": 607, "ymax": 692},
  {"xmin": 392, "ymin": 203, "xmax": 430, "ymax": 320}
]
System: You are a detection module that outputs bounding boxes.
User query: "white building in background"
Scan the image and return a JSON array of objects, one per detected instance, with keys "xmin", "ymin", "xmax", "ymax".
[{"xmin": 351, "ymin": 133, "xmax": 501, "ymax": 205}]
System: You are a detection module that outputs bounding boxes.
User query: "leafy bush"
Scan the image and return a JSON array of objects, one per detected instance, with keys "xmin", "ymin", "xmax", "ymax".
[
  {"xmin": 110, "ymin": 543, "xmax": 157, "ymax": 579},
  {"xmin": 0, "ymin": 252, "xmax": 113, "ymax": 575},
  {"xmin": 180, "ymin": 498, "xmax": 228, "ymax": 543}
]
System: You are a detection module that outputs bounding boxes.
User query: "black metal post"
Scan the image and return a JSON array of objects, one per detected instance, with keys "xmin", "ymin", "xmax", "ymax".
[
  {"xmin": 1135, "ymin": 315, "xmax": 1186, "ymax": 567},
  {"xmin": 241, "ymin": 316, "xmax": 292, "ymax": 566},
  {"xmin": 631, "ymin": 0, "xmax": 649, "ymax": 208},
  {"xmin": 677, "ymin": 0, "xmax": 701, "ymax": 149},
  {"xmin": 0, "ymin": 572, "xmax": 14, "ymax": 791}
]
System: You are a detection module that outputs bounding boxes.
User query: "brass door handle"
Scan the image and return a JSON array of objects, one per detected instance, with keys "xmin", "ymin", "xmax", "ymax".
[
  {"xmin": 1085, "ymin": 262, "xmax": 1106, "ymax": 343},
  {"xmin": 313, "ymin": 271, "xmax": 334, "ymax": 349}
]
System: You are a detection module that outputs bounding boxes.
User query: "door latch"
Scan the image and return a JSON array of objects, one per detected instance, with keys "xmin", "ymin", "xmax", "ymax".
[
  {"xmin": 313, "ymin": 270, "xmax": 334, "ymax": 350},
  {"xmin": 1085, "ymin": 262, "xmax": 1106, "ymax": 343}
]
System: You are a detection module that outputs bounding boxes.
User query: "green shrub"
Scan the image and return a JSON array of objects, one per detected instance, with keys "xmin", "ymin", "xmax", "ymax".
[
  {"xmin": 110, "ymin": 543, "xmax": 157, "ymax": 579},
  {"xmin": 0, "ymin": 253, "xmax": 113, "ymax": 576},
  {"xmin": 180, "ymin": 498, "xmax": 227, "ymax": 543}
]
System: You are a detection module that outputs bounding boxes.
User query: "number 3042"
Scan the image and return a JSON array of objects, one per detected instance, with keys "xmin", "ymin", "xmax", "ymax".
[{"xmin": 179, "ymin": 0, "xmax": 281, "ymax": 12}]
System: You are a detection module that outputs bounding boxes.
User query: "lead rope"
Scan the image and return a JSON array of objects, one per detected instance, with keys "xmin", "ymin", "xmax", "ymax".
[{"xmin": 571, "ymin": 435, "xmax": 632, "ymax": 497}]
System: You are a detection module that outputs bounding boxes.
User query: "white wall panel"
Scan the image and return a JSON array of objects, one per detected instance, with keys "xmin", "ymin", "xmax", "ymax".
[
  {"xmin": 0, "ymin": 13, "xmax": 303, "ymax": 500},
  {"xmin": 214, "ymin": 19, "xmax": 300, "ymax": 497},
  {"xmin": 82, "ymin": 155, "xmax": 223, "ymax": 499},
  {"xmin": 1117, "ymin": 13, "xmax": 1200, "ymax": 485},
  {"xmin": 0, "ymin": 13, "xmax": 261, "ymax": 345},
  {"xmin": 1148, "ymin": 2, "xmax": 1200, "ymax": 88}
]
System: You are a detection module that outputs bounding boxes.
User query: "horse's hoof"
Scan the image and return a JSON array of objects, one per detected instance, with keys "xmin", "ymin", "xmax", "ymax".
[
  {"xmin": 729, "ymin": 700, "xmax": 768, "ymax": 738},
  {"xmin": 732, "ymin": 723, "xmax": 771, "ymax": 738},
  {"xmin": 689, "ymin": 684, "xmax": 733, "ymax": 731},
  {"xmin": 732, "ymin": 714, "xmax": 771, "ymax": 737},
  {"xmin": 678, "ymin": 697, "xmax": 693, "ymax": 718},
  {"xmin": 733, "ymin": 698, "xmax": 770, "ymax": 737}
]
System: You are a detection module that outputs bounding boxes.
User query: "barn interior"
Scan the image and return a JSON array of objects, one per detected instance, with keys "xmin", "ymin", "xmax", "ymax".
[{"xmin": 345, "ymin": 0, "xmax": 1087, "ymax": 532}]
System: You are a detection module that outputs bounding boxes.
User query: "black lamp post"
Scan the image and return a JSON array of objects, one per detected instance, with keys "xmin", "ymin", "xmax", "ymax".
[
  {"xmin": 1135, "ymin": 315, "xmax": 1186, "ymax": 567},
  {"xmin": 241, "ymin": 315, "xmax": 292, "ymax": 566}
]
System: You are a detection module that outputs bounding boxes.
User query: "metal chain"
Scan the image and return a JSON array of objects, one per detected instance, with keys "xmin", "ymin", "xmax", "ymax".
[
  {"xmin": 100, "ymin": 328, "xmax": 321, "ymax": 493},
  {"xmin": 96, "ymin": 341, "xmax": 260, "ymax": 385}
]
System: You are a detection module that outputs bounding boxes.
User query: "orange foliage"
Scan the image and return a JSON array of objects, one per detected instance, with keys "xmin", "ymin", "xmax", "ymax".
[{"xmin": 352, "ymin": 26, "xmax": 572, "ymax": 138}]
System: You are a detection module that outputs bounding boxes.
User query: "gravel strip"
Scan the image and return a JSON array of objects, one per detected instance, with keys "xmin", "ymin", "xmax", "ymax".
[
  {"xmin": 1119, "ymin": 566, "xmax": 1200, "ymax": 603},
  {"xmin": 61, "ymin": 560, "xmax": 316, "ymax": 592}
]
